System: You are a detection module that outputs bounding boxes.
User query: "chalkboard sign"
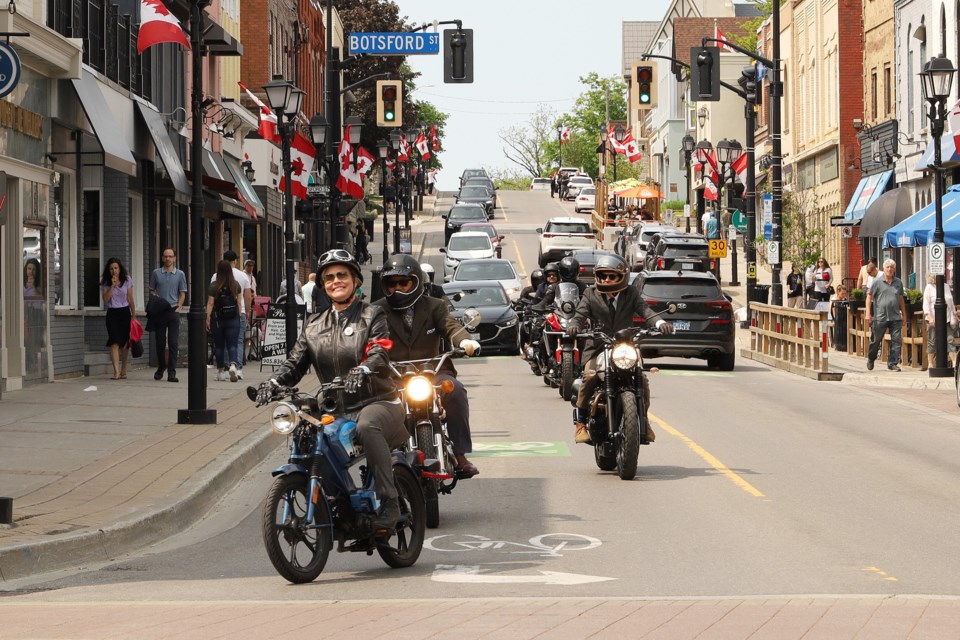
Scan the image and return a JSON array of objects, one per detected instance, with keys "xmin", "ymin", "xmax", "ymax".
[{"xmin": 261, "ymin": 303, "xmax": 306, "ymax": 367}]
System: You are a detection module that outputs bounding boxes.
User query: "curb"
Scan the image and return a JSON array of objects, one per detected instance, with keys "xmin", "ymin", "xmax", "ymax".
[{"xmin": 0, "ymin": 407, "xmax": 280, "ymax": 582}]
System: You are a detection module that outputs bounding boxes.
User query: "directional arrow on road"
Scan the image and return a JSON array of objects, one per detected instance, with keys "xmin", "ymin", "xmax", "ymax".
[{"xmin": 431, "ymin": 564, "xmax": 614, "ymax": 585}]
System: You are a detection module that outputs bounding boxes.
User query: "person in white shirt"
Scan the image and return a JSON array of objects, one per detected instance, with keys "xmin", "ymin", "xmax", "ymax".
[
  {"xmin": 301, "ymin": 273, "xmax": 317, "ymax": 313},
  {"xmin": 211, "ymin": 250, "xmax": 252, "ymax": 378},
  {"xmin": 923, "ymin": 273, "xmax": 958, "ymax": 365},
  {"xmin": 813, "ymin": 258, "xmax": 834, "ymax": 302}
]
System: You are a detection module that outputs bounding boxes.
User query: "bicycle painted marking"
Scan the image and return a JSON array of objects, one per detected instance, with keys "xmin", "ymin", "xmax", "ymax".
[
  {"xmin": 424, "ymin": 533, "xmax": 602, "ymax": 557},
  {"xmin": 471, "ymin": 441, "xmax": 570, "ymax": 457}
]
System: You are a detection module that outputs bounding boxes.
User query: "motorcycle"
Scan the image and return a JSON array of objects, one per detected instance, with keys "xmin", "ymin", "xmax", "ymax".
[
  {"xmin": 541, "ymin": 281, "xmax": 583, "ymax": 401},
  {"xmin": 573, "ymin": 305, "xmax": 676, "ymax": 481},
  {"xmin": 516, "ymin": 299, "xmax": 546, "ymax": 376},
  {"xmin": 248, "ymin": 381, "xmax": 426, "ymax": 583}
]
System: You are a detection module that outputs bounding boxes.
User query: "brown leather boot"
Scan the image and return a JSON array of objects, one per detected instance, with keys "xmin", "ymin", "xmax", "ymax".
[{"xmin": 574, "ymin": 422, "xmax": 592, "ymax": 444}]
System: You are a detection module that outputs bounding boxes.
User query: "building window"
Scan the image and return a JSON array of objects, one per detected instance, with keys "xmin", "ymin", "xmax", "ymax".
[
  {"xmin": 82, "ymin": 190, "xmax": 102, "ymax": 308},
  {"xmin": 871, "ymin": 70, "xmax": 878, "ymax": 120},
  {"xmin": 884, "ymin": 65, "xmax": 892, "ymax": 116}
]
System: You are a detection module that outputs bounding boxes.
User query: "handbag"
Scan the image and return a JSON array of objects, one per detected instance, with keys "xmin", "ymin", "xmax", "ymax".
[{"xmin": 129, "ymin": 318, "xmax": 144, "ymax": 358}]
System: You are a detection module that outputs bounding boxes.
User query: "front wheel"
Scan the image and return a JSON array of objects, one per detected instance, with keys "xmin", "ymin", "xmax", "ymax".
[
  {"xmin": 416, "ymin": 419, "xmax": 441, "ymax": 529},
  {"xmin": 262, "ymin": 474, "xmax": 331, "ymax": 584},
  {"xmin": 616, "ymin": 391, "xmax": 641, "ymax": 480},
  {"xmin": 560, "ymin": 351, "xmax": 576, "ymax": 401},
  {"xmin": 378, "ymin": 465, "xmax": 426, "ymax": 568}
]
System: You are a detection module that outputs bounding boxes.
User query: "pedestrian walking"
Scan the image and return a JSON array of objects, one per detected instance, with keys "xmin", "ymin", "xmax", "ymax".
[
  {"xmin": 813, "ymin": 258, "xmax": 834, "ymax": 302},
  {"xmin": 427, "ymin": 167, "xmax": 437, "ymax": 195},
  {"xmin": 865, "ymin": 258, "xmax": 908, "ymax": 372},
  {"xmin": 210, "ymin": 250, "xmax": 252, "ymax": 379},
  {"xmin": 148, "ymin": 247, "xmax": 187, "ymax": 382},
  {"xmin": 355, "ymin": 221, "xmax": 371, "ymax": 264},
  {"xmin": 857, "ymin": 257, "xmax": 877, "ymax": 291},
  {"xmin": 243, "ymin": 259, "xmax": 258, "ymax": 297},
  {"xmin": 206, "ymin": 259, "xmax": 243, "ymax": 382},
  {"xmin": 786, "ymin": 266, "xmax": 804, "ymax": 308},
  {"xmin": 302, "ymin": 273, "xmax": 317, "ymax": 314},
  {"xmin": 922, "ymin": 273, "xmax": 958, "ymax": 366},
  {"xmin": 100, "ymin": 257, "xmax": 136, "ymax": 380}
]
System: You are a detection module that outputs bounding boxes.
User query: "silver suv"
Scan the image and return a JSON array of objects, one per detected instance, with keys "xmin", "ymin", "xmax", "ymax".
[{"xmin": 535, "ymin": 217, "xmax": 595, "ymax": 267}]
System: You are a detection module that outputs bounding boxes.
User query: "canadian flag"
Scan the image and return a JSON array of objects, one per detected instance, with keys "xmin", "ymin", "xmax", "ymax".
[
  {"xmin": 716, "ymin": 23, "xmax": 732, "ymax": 52},
  {"xmin": 607, "ymin": 125, "xmax": 628, "ymax": 155},
  {"xmin": 238, "ymin": 82, "xmax": 280, "ymax": 144},
  {"xmin": 732, "ymin": 152, "xmax": 749, "ymax": 187},
  {"xmin": 704, "ymin": 165, "xmax": 719, "ymax": 202},
  {"xmin": 415, "ymin": 132, "xmax": 431, "ymax": 160},
  {"xmin": 277, "ymin": 132, "xmax": 315, "ymax": 200},
  {"xmin": 335, "ymin": 129, "xmax": 376, "ymax": 199},
  {"xmin": 137, "ymin": 0, "xmax": 190, "ymax": 53},
  {"xmin": 430, "ymin": 125, "xmax": 440, "ymax": 151},
  {"xmin": 622, "ymin": 132, "xmax": 642, "ymax": 163},
  {"xmin": 398, "ymin": 137, "xmax": 411, "ymax": 163},
  {"xmin": 386, "ymin": 157, "xmax": 396, "ymax": 172},
  {"xmin": 560, "ymin": 126, "xmax": 572, "ymax": 143}
]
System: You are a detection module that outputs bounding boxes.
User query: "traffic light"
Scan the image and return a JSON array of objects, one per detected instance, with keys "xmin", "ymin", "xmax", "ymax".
[
  {"xmin": 739, "ymin": 65, "xmax": 761, "ymax": 106},
  {"xmin": 443, "ymin": 28, "xmax": 474, "ymax": 83},
  {"xmin": 690, "ymin": 46, "xmax": 720, "ymax": 101},
  {"xmin": 635, "ymin": 63, "xmax": 657, "ymax": 108},
  {"xmin": 376, "ymin": 80, "xmax": 402, "ymax": 127}
]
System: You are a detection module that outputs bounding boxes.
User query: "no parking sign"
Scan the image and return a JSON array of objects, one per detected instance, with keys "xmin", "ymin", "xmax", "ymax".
[
  {"xmin": 0, "ymin": 42, "xmax": 21, "ymax": 99},
  {"xmin": 930, "ymin": 242, "xmax": 945, "ymax": 275}
]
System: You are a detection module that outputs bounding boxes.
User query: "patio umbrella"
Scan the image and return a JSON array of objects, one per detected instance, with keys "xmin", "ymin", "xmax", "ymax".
[{"xmin": 613, "ymin": 184, "xmax": 665, "ymax": 199}]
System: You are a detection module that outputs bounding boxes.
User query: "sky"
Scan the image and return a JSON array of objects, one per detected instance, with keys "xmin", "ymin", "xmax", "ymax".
[{"xmin": 390, "ymin": 0, "xmax": 672, "ymax": 191}]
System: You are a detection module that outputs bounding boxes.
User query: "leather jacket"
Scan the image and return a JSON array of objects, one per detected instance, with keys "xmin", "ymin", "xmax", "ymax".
[
  {"xmin": 569, "ymin": 285, "xmax": 659, "ymax": 364},
  {"xmin": 273, "ymin": 299, "xmax": 398, "ymax": 412},
  {"xmin": 374, "ymin": 295, "xmax": 470, "ymax": 376}
]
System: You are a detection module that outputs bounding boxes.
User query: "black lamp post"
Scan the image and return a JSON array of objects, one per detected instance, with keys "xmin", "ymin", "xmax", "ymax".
[
  {"xmin": 404, "ymin": 127, "xmax": 418, "ymax": 224},
  {"xmin": 718, "ymin": 138, "xmax": 742, "ymax": 286},
  {"xmin": 694, "ymin": 139, "xmax": 713, "ymax": 236},
  {"xmin": 264, "ymin": 77, "xmax": 305, "ymax": 353},
  {"xmin": 920, "ymin": 54, "xmax": 957, "ymax": 377},
  {"xmin": 557, "ymin": 126, "xmax": 564, "ymax": 166},
  {"xmin": 308, "ymin": 112, "xmax": 329, "ymax": 258},
  {"xmin": 682, "ymin": 134, "xmax": 695, "ymax": 233},
  {"xmin": 613, "ymin": 125, "xmax": 625, "ymax": 181},
  {"xmin": 377, "ymin": 138, "xmax": 390, "ymax": 263},
  {"xmin": 389, "ymin": 131, "xmax": 401, "ymax": 253}
]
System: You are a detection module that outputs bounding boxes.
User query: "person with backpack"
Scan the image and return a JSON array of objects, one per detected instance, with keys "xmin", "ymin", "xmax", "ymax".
[{"xmin": 206, "ymin": 259, "xmax": 243, "ymax": 382}]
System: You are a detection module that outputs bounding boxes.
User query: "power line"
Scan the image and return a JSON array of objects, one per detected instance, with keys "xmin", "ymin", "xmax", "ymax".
[{"xmin": 416, "ymin": 90, "xmax": 576, "ymax": 105}]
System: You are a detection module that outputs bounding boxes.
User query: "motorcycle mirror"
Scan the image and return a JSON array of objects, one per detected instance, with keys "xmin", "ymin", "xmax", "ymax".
[
  {"xmin": 246, "ymin": 386, "xmax": 258, "ymax": 402},
  {"xmin": 462, "ymin": 307, "xmax": 482, "ymax": 331},
  {"xmin": 666, "ymin": 303, "xmax": 678, "ymax": 314}
]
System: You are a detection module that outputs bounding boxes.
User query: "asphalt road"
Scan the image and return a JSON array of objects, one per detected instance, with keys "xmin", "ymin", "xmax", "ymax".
[{"xmin": 7, "ymin": 190, "xmax": 960, "ymax": 608}]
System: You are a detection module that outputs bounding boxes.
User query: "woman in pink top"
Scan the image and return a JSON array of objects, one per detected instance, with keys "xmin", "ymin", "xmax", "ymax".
[{"xmin": 100, "ymin": 257, "xmax": 136, "ymax": 380}]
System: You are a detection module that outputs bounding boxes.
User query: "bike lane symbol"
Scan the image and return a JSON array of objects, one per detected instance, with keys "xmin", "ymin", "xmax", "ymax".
[{"xmin": 424, "ymin": 533, "xmax": 602, "ymax": 557}]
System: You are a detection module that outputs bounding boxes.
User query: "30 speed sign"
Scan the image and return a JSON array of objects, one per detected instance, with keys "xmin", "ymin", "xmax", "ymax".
[{"xmin": 708, "ymin": 239, "xmax": 727, "ymax": 258}]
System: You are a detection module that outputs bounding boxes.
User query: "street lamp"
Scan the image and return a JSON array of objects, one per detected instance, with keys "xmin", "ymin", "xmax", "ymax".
[
  {"xmin": 920, "ymin": 54, "xmax": 957, "ymax": 377},
  {"xmin": 557, "ymin": 126, "xmax": 564, "ymax": 166},
  {"xmin": 613, "ymin": 125, "xmax": 625, "ymax": 181},
  {"xmin": 389, "ymin": 131, "xmax": 401, "ymax": 253},
  {"xmin": 681, "ymin": 134, "xmax": 696, "ymax": 233},
  {"xmin": 404, "ymin": 127, "xmax": 418, "ymax": 224},
  {"xmin": 377, "ymin": 138, "xmax": 390, "ymax": 263},
  {"xmin": 264, "ymin": 76, "xmax": 303, "ymax": 353},
  {"xmin": 717, "ymin": 138, "xmax": 742, "ymax": 286},
  {"xmin": 241, "ymin": 160, "xmax": 256, "ymax": 182},
  {"xmin": 308, "ymin": 112, "xmax": 330, "ymax": 258},
  {"xmin": 694, "ymin": 139, "xmax": 714, "ymax": 236}
]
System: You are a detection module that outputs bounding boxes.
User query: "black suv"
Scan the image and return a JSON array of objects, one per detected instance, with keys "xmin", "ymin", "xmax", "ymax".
[
  {"xmin": 644, "ymin": 233, "xmax": 714, "ymax": 272},
  {"xmin": 632, "ymin": 270, "xmax": 735, "ymax": 370},
  {"xmin": 443, "ymin": 204, "xmax": 489, "ymax": 244}
]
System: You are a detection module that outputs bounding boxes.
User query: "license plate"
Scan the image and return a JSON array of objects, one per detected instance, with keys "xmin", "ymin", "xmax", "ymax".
[
  {"xmin": 681, "ymin": 262, "xmax": 695, "ymax": 270},
  {"xmin": 672, "ymin": 321, "xmax": 691, "ymax": 331}
]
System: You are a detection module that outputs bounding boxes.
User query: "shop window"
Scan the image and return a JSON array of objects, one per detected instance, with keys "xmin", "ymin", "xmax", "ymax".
[{"xmin": 83, "ymin": 190, "xmax": 102, "ymax": 307}]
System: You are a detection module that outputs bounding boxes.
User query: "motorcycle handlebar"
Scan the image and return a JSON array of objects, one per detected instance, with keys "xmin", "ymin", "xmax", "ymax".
[{"xmin": 387, "ymin": 349, "xmax": 464, "ymax": 377}]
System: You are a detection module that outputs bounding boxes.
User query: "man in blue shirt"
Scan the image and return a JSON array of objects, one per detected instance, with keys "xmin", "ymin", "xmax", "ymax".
[{"xmin": 148, "ymin": 248, "xmax": 187, "ymax": 382}]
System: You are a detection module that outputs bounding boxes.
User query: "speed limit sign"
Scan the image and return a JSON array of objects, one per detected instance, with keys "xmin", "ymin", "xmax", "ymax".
[{"xmin": 930, "ymin": 242, "xmax": 946, "ymax": 275}]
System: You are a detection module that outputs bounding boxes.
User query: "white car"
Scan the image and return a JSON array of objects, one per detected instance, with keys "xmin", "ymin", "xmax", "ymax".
[
  {"xmin": 530, "ymin": 177, "xmax": 552, "ymax": 191},
  {"xmin": 574, "ymin": 187, "xmax": 596, "ymax": 213},
  {"xmin": 565, "ymin": 176, "xmax": 594, "ymax": 199},
  {"xmin": 440, "ymin": 231, "xmax": 496, "ymax": 280},
  {"xmin": 450, "ymin": 258, "xmax": 524, "ymax": 301},
  {"xmin": 536, "ymin": 217, "xmax": 596, "ymax": 267},
  {"xmin": 625, "ymin": 222, "xmax": 675, "ymax": 270}
]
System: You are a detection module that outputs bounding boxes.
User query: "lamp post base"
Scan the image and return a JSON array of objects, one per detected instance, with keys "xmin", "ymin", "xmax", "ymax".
[
  {"xmin": 928, "ymin": 366, "xmax": 953, "ymax": 378},
  {"xmin": 177, "ymin": 409, "xmax": 218, "ymax": 424}
]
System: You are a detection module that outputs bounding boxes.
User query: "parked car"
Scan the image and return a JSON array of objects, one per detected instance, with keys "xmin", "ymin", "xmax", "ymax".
[
  {"xmin": 457, "ymin": 185, "xmax": 496, "ymax": 217},
  {"xmin": 625, "ymin": 222, "xmax": 676, "ymax": 271},
  {"xmin": 460, "ymin": 168, "xmax": 488, "ymax": 187},
  {"xmin": 536, "ymin": 217, "xmax": 596, "ymax": 267},
  {"xmin": 450, "ymin": 258, "xmax": 523, "ymax": 301},
  {"xmin": 530, "ymin": 178, "xmax": 552, "ymax": 191},
  {"xmin": 443, "ymin": 204, "xmax": 489, "ymax": 244},
  {"xmin": 644, "ymin": 233, "xmax": 714, "ymax": 273},
  {"xmin": 440, "ymin": 231, "xmax": 496, "ymax": 280},
  {"xmin": 574, "ymin": 186, "xmax": 596, "ymax": 213},
  {"xmin": 632, "ymin": 270, "xmax": 735, "ymax": 370},
  {"xmin": 565, "ymin": 249, "xmax": 616, "ymax": 286},
  {"xmin": 461, "ymin": 221, "xmax": 505, "ymax": 258},
  {"xmin": 442, "ymin": 281, "xmax": 520, "ymax": 355},
  {"xmin": 565, "ymin": 176, "xmax": 594, "ymax": 200}
]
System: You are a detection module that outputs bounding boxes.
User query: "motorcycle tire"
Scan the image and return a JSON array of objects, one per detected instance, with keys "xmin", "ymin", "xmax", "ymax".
[
  {"xmin": 560, "ymin": 351, "xmax": 575, "ymax": 401},
  {"xmin": 594, "ymin": 441, "xmax": 617, "ymax": 471},
  {"xmin": 378, "ymin": 464, "xmax": 426, "ymax": 568},
  {"xmin": 416, "ymin": 420, "xmax": 441, "ymax": 529},
  {"xmin": 616, "ymin": 391, "xmax": 641, "ymax": 481},
  {"xmin": 262, "ymin": 474, "xmax": 331, "ymax": 584}
]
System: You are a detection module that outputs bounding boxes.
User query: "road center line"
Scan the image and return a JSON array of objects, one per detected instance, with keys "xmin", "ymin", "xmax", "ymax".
[
  {"xmin": 512, "ymin": 238, "xmax": 527, "ymax": 279},
  {"xmin": 649, "ymin": 412, "xmax": 766, "ymax": 498}
]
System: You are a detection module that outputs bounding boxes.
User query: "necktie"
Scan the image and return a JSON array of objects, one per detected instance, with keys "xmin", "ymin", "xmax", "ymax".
[
  {"xmin": 403, "ymin": 307, "xmax": 415, "ymax": 330},
  {"xmin": 607, "ymin": 296, "xmax": 616, "ymax": 317}
]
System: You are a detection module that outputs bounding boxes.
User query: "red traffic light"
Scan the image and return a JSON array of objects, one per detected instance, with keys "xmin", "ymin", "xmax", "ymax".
[
  {"xmin": 382, "ymin": 86, "xmax": 397, "ymax": 100},
  {"xmin": 637, "ymin": 66, "xmax": 653, "ymax": 83}
]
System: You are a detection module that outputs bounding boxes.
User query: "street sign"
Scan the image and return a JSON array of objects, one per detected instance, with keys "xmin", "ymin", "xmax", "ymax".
[
  {"xmin": 684, "ymin": 203, "xmax": 691, "ymax": 218},
  {"xmin": 747, "ymin": 262, "xmax": 757, "ymax": 280},
  {"xmin": 767, "ymin": 241, "xmax": 780, "ymax": 264},
  {"xmin": 728, "ymin": 225, "xmax": 738, "ymax": 241},
  {"xmin": 762, "ymin": 194, "xmax": 773, "ymax": 240},
  {"xmin": 0, "ymin": 42, "xmax": 21, "ymax": 99},
  {"xmin": 732, "ymin": 209, "xmax": 747, "ymax": 233},
  {"xmin": 348, "ymin": 32, "xmax": 440, "ymax": 56},
  {"xmin": 709, "ymin": 239, "xmax": 727, "ymax": 258},
  {"xmin": 306, "ymin": 184, "xmax": 329, "ymax": 197},
  {"xmin": 930, "ymin": 241, "xmax": 946, "ymax": 275}
]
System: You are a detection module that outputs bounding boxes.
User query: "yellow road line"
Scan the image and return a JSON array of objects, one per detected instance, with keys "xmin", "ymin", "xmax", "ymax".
[
  {"xmin": 512, "ymin": 238, "xmax": 528, "ymax": 278},
  {"xmin": 498, "ymin": 195, "xmax": 509, "ymax": 222},
  {"xmin": 649, "ymin": 412, "xmax": 766, "ymax": 498}
]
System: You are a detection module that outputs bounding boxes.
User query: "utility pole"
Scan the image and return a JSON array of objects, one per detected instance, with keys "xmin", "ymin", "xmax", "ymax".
[{"xmin": 770, "ymin": 0, "xmax": 784, "ymax": 305}]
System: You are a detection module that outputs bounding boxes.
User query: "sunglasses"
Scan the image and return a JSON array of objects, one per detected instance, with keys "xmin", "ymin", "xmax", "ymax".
[
  {"xmin": 322, "ymin": 271, "xmax": 352, "ymax": 283},
  {"xmin": 596, "ymin": 272, "xmax": 620, "ymax": 282},
  {"xmin": 383, "ymin": 277, "xmax": 413, "ymax": 289}
]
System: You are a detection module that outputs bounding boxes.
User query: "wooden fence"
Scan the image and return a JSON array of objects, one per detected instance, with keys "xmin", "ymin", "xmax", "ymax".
[
  {"xmin": 845, "ymin": 306, "xmax": 927, "ymax": 370},
  {"xmin": 745, "ymin": 303, "xmax": 842, "ymax": 380}
]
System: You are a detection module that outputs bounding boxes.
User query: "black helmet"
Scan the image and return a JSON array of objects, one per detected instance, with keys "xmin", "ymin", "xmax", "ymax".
[
  {"xmin": 593, "ymin": 254, "xmax": 628, "ymax": 293},
  {"xmin": 381, "ymin": 254, "xmax": 424, "ymax": 309},
  {"xmin": 543, "ymin": 262, "xmax": 560, "ymax": 279},
  {"xmin": 530, "ymin": 269, "xmax": 545, "ymax": 288},
  {"xmin": 317, "ymin": 249, "xmax": 363, "ymax": 284},
  {"xmin": 558, "ymin": 256, "xmax": 580, "ymax": 282},
  {"xmin": 420, "ymin": 262, "xmax": 435, "ymax": 283}
]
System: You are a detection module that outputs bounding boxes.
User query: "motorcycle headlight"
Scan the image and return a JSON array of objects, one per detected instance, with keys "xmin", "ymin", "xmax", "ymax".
[
  {"xmin": 611, "ymin": 343, "xmax": 639, "ymax": 370},
  {"xmin": 406, "ymin": 375, "xmax": 434, "ymax": 402},
  {"xmin": 271, "ymin": 402, "xmax": 299, "ymax": 434}
]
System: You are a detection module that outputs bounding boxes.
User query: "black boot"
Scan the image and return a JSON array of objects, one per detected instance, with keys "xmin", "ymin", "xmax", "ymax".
[{"xmin": 372, "ymin": 497, "xmax": 399, "ymax": 531}]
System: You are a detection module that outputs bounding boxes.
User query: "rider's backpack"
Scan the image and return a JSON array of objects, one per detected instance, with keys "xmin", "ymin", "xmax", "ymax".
[{"xmin": 214, "ymin": 285, "xmax": 239, "ymax": 320}]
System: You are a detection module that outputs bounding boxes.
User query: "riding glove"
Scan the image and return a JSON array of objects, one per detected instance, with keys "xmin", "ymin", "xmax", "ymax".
[
  {"xmin": 566, "ymin": 325, "xmax": 578, "ymax": 338},
  {"xmin": 344, "ymin": 366, "xmax": 370, "ymax": 394},
  {"xmin": 255, "ymin": 379, "xmax": 278, "ymax": 405},
  {"xmin": 459, "ymin": 339, "xmax": 481, "ymax": 356}
]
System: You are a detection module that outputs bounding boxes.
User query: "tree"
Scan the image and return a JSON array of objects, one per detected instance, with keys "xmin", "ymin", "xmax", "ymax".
[
  {"xmin": 754, "ymin": 185, "xmax": 824, "ymax": 273},
  {"xmin": 498, "ymin": 104, "xmax": 556, "ymax": 178},
  {"xmin": 726, "ymin": 1, "xmax": 773, "ymax": 53},
  {"xmin": 411, "ymin": 101, "xmax": 449, "ymax": 168}
]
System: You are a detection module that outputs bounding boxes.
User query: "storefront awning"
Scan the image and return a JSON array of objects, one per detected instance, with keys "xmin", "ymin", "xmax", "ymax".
[
  {"xmin": 203, "ymin": 188, "xmax": 250, "ymax": 220},
  {"xmin": 70, "ymin": 70, "xmax": 136, "ymax": 176},
  {"xmin": 858, "ymin": 188, "xmax": 913, "ymax": 237},
  {"xmin": 914, "ymin": 134, "xmax": 960, "ymax": 171},
  {"xmin": 134, "ymin": 101, "xmax": 190, "ymax": 205},
  {"xmin": 842, "ymin": 170, "xmax": 893, "ymax": 223},
  {"xmin": 884, "ymin": 185, "xmax": 960, "ymax": 247},
  {"xmin": 224, "ymin": 156, "xmax": 264, "ymax": 220}
]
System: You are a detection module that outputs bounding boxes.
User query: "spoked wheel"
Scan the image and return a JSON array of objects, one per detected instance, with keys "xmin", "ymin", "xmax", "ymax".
[
  {"xmin": 416, "ymin": 420, "xmax": 441, "ymax": 529},
  {"xmin": 560, "ymin": 351, "xmax": 576, "ymax": 401},
  {"xmin": 261, "ymin": 474, "xmax": 331, "ymax": 583},
  {"xmin": 616, "ymin": 391, "xmax": 641, "ymax": 481},
  {"xmin": 377, "ymin": 465, "xmax": 426, "ymax": 568}
]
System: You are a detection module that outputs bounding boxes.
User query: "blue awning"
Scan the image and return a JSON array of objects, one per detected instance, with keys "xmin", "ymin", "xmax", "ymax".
[
  {"xmin": 883, "ymin": 185, "xmax": 960, "ymax": 247},
  {"xmin": 914, "ymin": 134, "xmax": 960, "ymax": 171},
  {"xmin": 843, "ymin": 170, "xmax": 893, "ymax": 222}
]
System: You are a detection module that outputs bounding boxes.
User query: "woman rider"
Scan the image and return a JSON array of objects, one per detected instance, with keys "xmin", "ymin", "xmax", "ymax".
[{"xmin": 256, "ymin": 249, "xmax": 407, "ymax": 531}]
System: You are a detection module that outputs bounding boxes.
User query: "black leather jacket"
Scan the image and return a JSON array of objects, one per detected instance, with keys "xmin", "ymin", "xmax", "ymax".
[{"xmin": 272, "ymin": 299, "xmax": 397, "ymax": 412}]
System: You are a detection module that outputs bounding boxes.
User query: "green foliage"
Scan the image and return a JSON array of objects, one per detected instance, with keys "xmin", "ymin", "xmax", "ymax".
[
  {"xmin": 780, "ymin": 187, "xmax": 824, "ymax": 273},
  {"xmin": 851, "ymin": 288, "xmax": 866, "ymax": 302},
  {"xmin": 726, "ymin": 1, "xmax": 773, "ymax": 53},
  {"xmin": 905, "ymin": 288, "xmax": 924, "ymax": 305},
  {"xmin": 412, "ymin": 101, "xmax": 448, "ymax": 168},
  {"xmin": 662, "ymin": 199, "xmax": 686, "ymax": 211},
  {"xmin": 488, "ymin": 168, "xmax": 533, "ymax": 191}
]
